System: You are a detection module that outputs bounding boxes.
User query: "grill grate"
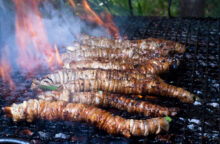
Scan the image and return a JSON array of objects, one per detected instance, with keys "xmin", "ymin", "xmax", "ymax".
[{"xmin": 0, "ymin": 17, "xmax": 219, "ymax": 143}]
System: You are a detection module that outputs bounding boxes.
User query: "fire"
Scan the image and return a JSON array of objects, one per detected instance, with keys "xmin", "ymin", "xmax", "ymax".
[
  {"xmin": 0, "ymin": 58, "xmax": 15, "ymax": 89},
  {"xmin": 82, "ymin": 0, "xmax": 119, "ymax": 38},
  {"xmin": 0, "ymin": 0, "xmax": 118, "ymax": 88},
  {"xmin": 54, "ymin": 45, "xmax": 63, "ymax": 66},
  {"xmin": 82, "ymin": 0, "xmax": 104, "ymax": 25},
  {"xmin": 14, "ymin": 0, "xmax": 62, "ymax": 72},
  {"xmin": 69, "ymin": 0, "xmax": 119, "ymax": 39},
  {"xmin": 69, "ymin": 0, "xmax": 76, "ymax": 9}
]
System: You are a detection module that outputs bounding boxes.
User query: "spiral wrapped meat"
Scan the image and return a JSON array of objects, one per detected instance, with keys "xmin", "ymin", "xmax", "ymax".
[
  {"xmin": 38, "ymin": 90, "xmax": 179, "ymax": 116},
  {"xmin": 62, "ymin": 79, "xmax": 195, "ymax": 103},
  {"xmin": 31, "ymin": 69, "xmax": 161, "ymax": 89},
  {"xmin": 63, "ymin": 57, "xmax": 177, "ymax": 75},
  {"xmin": 78, "ymin": 34, "xmax": 186, "ymax": 55},
  {"xmin": 3, "ymin": 99, "xmax": 170, "ymax": 138}
]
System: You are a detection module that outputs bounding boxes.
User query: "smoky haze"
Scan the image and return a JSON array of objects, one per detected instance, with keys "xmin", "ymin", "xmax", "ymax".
[{"xmin": 0, "ymin": 0, "xmax": 108, "ymax": 74}]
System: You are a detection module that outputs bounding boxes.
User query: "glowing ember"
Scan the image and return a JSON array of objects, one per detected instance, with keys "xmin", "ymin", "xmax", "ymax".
[
  {"xmin": 138, "ymin": 95, "xmax": 143, "ymax": 99},
  {"xmin": 14, "ymin": 0, "xmax": 62, "ymax": 72}
]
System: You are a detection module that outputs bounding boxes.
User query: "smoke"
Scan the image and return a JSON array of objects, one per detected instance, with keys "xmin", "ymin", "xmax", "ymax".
[
  {"xmin": 41, "ymin": 4, "xmax": 108, "ymax": 64},
  {"xmin": 0, "ymin": 0, "xmax": 16, "ymax": 64},
  {"xmin": 0, "ymin": 0, "xmax": 108, "ymax": 74},
  {"xmin": 41, "ymin": 1, "xmax": 108, "ymax": 47}
]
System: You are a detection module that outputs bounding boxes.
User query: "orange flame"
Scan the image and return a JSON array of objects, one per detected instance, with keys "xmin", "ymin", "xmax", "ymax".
[
  {"xmin": 0, "ymin": 58, "xmax": 15, "ymax": 89},
  {"xmin": 69, "ymin": 0, "xmax": 76, "ymax": 9},
  {"xmin": 14, "ymin": 0, "xmax": 62, "ymax": 72},
  {"xmin": 54, "ymin": 45, "xmax": 63, "ymax": 66},
  {"xmin": 82, "ymin": 0, "xmax": 119, "ymax": 38},
  {"xmin": 82, "ymin": 0, "xmax": 104, "ymax": 25},
  {"xmin": 0, "ymin": 45, "xmax": 15, "ymax": 89},
  {"xmin": 69, "ymin": 0, "xmax": 119, "ymax": 39}
]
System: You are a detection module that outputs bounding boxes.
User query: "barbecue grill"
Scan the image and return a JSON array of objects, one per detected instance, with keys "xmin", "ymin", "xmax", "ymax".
[{"xmin": 0, "ymin": 17, "xmax": 219, "ymax": 143}]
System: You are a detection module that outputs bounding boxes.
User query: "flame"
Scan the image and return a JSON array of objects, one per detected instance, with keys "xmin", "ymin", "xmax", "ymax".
[
  {"xmin": 0, "ymin": 58, "xmax": 15, "ymax": 89},
  {"xmin": 54, "ymin": 45, "xmax": 63, "ymax": 66},
  {"xmin": 82, "ymin": 0, "xmax": 119, "ymax": 38},
  {"xmin": 14, "ymin": 0, "xmax": 61, "ymax": 72},
  {"xmin": 82, "ymin": 0, "xmax": 104, "ymax": 25},
  {"xmin": 69, "ymin": 0, "xmax": 76, "ymax": 9},
  {"xmin": 70, "ymin": 0, "xmax": 119, "ymax": 38},
  {"xmin": 0, "ymin": 45, "xmax": 15, "ymax": 89}
]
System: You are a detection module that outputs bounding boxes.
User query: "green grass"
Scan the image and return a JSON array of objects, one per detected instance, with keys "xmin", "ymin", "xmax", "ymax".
[{"xmin": 84, "ymin": 0, "xmax": 220, "ymax": 18}]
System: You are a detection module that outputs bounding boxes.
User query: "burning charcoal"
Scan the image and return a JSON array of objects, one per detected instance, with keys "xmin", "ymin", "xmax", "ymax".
[
  {"xmin": 156, "ymin": 134, "xmax": 174, "ymax": 143},
  {"xmin": 19, "ymin": 129, "xmax": 33, "ymax": 136},
  {"xmin": 71, "ymin": 136, "xmax": 88, "ymax": 143}
]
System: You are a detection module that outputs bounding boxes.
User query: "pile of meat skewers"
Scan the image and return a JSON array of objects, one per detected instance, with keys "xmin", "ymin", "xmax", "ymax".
[{"xmin": 3, "ymin": 34, "xmax": 198, "ymax": 138}]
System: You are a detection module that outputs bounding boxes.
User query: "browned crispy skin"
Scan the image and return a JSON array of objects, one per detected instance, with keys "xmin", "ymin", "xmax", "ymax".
[
  {"xmin": 66, "ymin": 43, "xmax": 168, "ymax": 58},
  {"xmin": 60, "ymin": 51, "xmax": 156, "ymax": 66},
  {"xmin": 31, "ymin": 69, "xmax": 161, "ymax": 89},
  {"xmin": 38, "ymin": 90, "xmax": 179, "ymax": 116},
  {"xmin": 78, "ymin": 34, "xmax": 186, "ymax": 55},
  {"xmin": 137, "ymin": 57, "xmax": 179, "ymax": 75},
  {"xmin": 65, "ymin": 47, "xmax": 139, "ymax": 60},
  {"xmin": 3, "ymin": 99, "xmax": 170, "ymax": 138},
  {"xmin": 64, "ymin": 57, "xmax": 177, "ymax": 75},
  {"xmin": 64, "ymin": 59, "xmax": 135, "ymax": 71},
  {"xmin": 62, "ymin": 79, "xmax": 195, "ymax": 103}
]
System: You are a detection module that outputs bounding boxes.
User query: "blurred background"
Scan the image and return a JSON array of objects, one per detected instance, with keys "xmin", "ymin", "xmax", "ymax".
[{"xmin": 69, "ymin": 0, "xmax": 220, "ymax": 18}]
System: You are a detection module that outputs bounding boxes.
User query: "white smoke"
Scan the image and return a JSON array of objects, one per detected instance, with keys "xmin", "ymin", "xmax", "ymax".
[
  {"xmin": 0, "ymin": 0, "xmax": 109, "ymax": 72},
  {"xmin": 41, "ymin": 1, "xmax": 108, "ymax": 48}
]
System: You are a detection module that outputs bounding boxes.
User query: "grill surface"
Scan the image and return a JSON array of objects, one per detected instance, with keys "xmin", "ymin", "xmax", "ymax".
[{"xmin": 0, "ymin": 17, "xmax": 219, "ymax": 144}]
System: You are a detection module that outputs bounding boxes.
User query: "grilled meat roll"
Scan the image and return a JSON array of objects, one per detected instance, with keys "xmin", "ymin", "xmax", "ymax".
[
  {"xmin": 65, "ymin": 47, "xmax": 139, "ymax": 60},
  {"xmin": 31, "ymin": 69, "xmax": 162, "ymax": 89},
  {"xmin": 62, "ymin": 79, "xmax": 195, "ymax": 103},
  {"xmin": 137, "ymin": 57, "xmax": 179, "ymax": 74},
  {"xmin": 66, "ymin": 42, "xmax": 171, "ymax": 58},
  {"xmin": 63, "ymin": 57, "xmax": 178, "ymax": 75},
  {"xmin": 63, "ymin": 59, "xmax": 135, "ymax": 71},
  {"xmin": 61, "ymin": 50, "xmax": 159, "ymax": 65},
  {"xmin": 38, "ymin": 90, "xmax": 179, "ymax": 116},
  {"xmin": 3, "ymin": 99, "xmax": 170, "ymax": 138},
  {"xmin": 78, "ymin": 34, "xmax": 186, "ymax": 55}
]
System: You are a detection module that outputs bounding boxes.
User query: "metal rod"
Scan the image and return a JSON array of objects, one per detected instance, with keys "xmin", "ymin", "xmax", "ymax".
[
  {"xmin": 218, "ymin": 19, "xmax": 220, "ymax": 144},
  {"xmin": 0, "ymin": 138, "xmax": 30, "ymax": 144}
]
